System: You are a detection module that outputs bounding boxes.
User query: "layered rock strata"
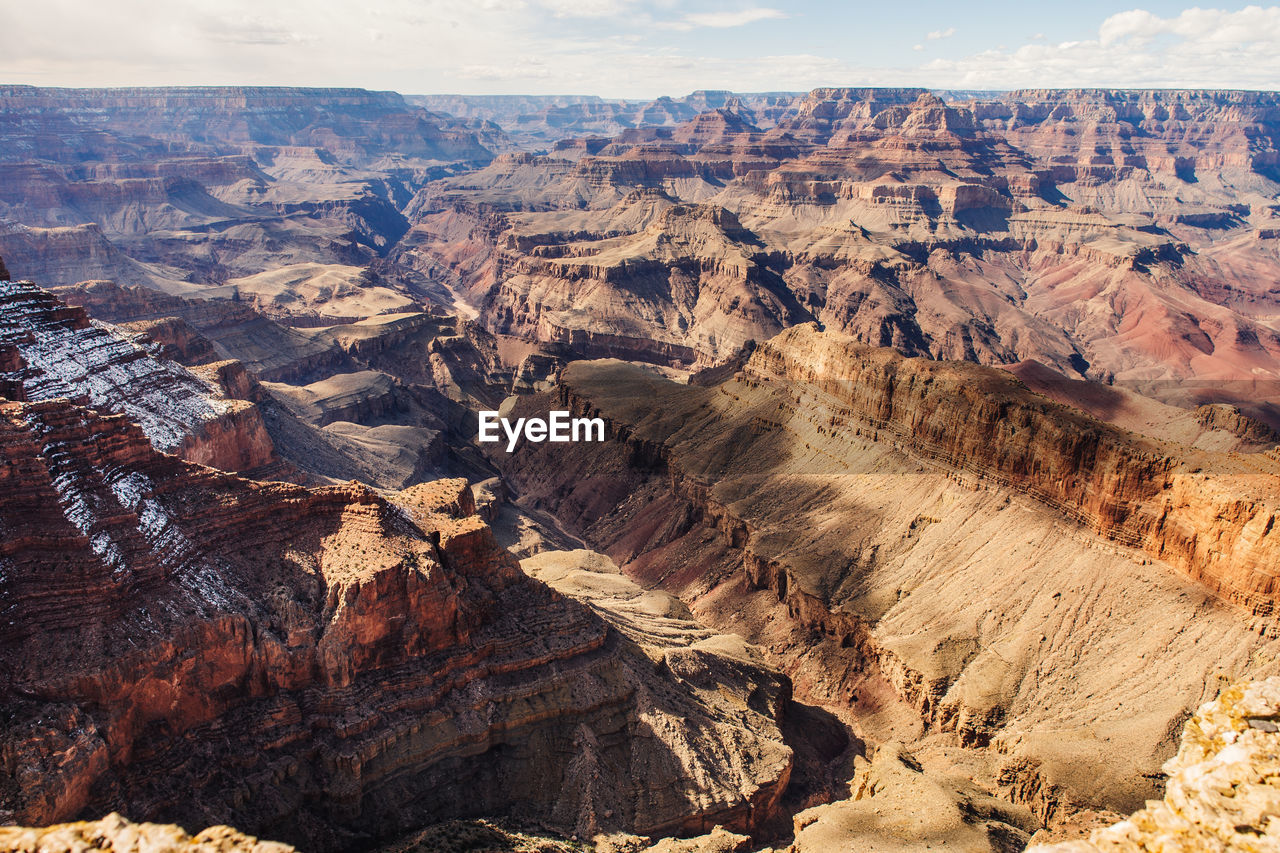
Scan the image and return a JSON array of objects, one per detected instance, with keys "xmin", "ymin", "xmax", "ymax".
[
  {"xmin": 0, "ymin": 399, "xmax": 795, "ymax": 849},
  {"xmin": 496, "ymin": 325, "xmax": 1280, "ymax": 825},
  {"xmin": 0, "ymin": 280, "xmax": 280, "ymax": 476},
  {"xmin": 740, "ymin": 324, "xmax": 1280, "ymax": 614},
  {"xmin": 405, "ymin": 88, "xmax": 1280, "ymax": 423}
]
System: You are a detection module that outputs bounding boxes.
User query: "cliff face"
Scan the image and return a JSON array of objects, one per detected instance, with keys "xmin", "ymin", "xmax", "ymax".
[
  {"xmin": 0, "ymin": 86, "xmax": 503, "ymax": 306},
  {"xmin": 0, "ymin": 86, "xmax": 496, "ymax": 168},
  {"xmin": 54, "ymin": 280, "xmax": 534, "ymax": 491},
  {"xmin": 409, "ymin": 91, "xmax": 802, "ymax": 150},
  {"xmin": 0, "ymin": 223, "xmax": 179, "ymax": 291},
  {"xmin": 496, "ymin": 326, "xmax": 1280, "ymax": 825},
  {"xmin": 743, "ymin": 324, "xmax": 1280, "ymax": 615},
  {"xmin": 0, "ymin": 399, "xmax": 795, "ymax": 849},
  {"xmin": 0, "ymin": 279, "xmax": 282, "ymax": 477},
  {"xmin": 56, "ymin": 281, "xmax": 349, "ymax": 382}
]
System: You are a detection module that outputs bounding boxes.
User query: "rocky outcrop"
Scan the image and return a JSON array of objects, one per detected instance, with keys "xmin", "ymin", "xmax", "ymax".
[
  {"xmin": 409, "ymin": 91, "xmax": 801, "ymax": 150},
  {"xmin": 1194, "ymin": 403, "xmax": 1280, "ymax": 447},
  {"xmin": 0, "ymin": 398, "xmax": 797, "ymax": 849},
  {"xmin": 0, "ymin": 814, "xmax": 295, "ymax": 853},
  {"xmin": 0, "ymin": 87, "xmax": 504, "ymax": 306},
  {"xmin": 1028, "ymin": 677, "xmax": 1280, "ymax": 852},
  {"xmin": 58, "ymin": 281, "xmax": 349, "ymax": 383},
  {"xmin": 789, "ymin": 743, "xmax": 1036, "ymax": 852},
  {"xmin": 0, "ymin": 280, "xmax": 281, "ymax": 476},
  {"xmin": 0, "ymin": 86, "xmax": 497, "ymax": 168},
  {"xmin": 0, "ymin": 223, "xmax": 179, "ymax": 291}
]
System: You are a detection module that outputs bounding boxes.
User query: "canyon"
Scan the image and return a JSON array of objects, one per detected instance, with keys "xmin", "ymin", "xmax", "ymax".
[
  {"xmin": 498, "ymin": 326, "xmax": 1280, "ymax": 830},
  {"xmin": 1, "ymin": 84, "xmax": 1279, "ymax": 852},
  {"xmin": 0, "ymin": 392, "xmax": 810, "ymax": 849},
  {"xmin": 404, "ymin": 88, "xmax": 1280, "ymax": 428}
]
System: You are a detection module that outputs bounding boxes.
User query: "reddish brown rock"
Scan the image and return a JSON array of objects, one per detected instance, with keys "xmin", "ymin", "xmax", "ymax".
[
  {"xmin": 402, "ymin": 88, "xmax": 1280, "ymax": 422},
  {"xmin": 739, "ymin": 324, "xmax": 1280, "ymax": 614},
  {"xmin": 0, "ymin": 397, "xmax": 796, "ymax": 849},
  {"xmin": 0, "ymin": 280, "xmax": 283, "ymax": 477}
]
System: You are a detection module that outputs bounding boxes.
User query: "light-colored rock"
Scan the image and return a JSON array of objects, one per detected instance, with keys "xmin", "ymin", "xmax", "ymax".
[
  {"xmin": 1029, "ymin": 677, "xmax": 1280, "ymax": 852},
  {"xmin": 0, "ymin": 813, "xmax": 295, "ymax": 852},
  {"xmin": 500, "ymin": 332, "xmax": 1280, "ymax": 826}
]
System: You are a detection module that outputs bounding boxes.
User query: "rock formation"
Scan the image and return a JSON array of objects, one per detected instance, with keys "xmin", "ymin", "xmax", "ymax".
[
  {"xmin": 1028, "ymin": 677, "xmax": 1280, "ymax": 852},
  {"xmin": 410, "ymin": 91, "xmax": 801, "ymax": 150},
  {"xmin": 0, "ymin": 396, "xmax": 799, "ymax": 849},
  {"xmin": 0, "ymin": 814, "xmax": 295, "ymax": 853},
  {"xmin": 0, "ymin": 86, "xmax": 500, "ymax": 307},
  {"xmin": 402, "ymin": 88, "xmax": 1280, "ymax": 425},
  {"xmin": 0, "ymin": 86, "xmax": 496, "ymax": 169},
  {"xmin": 789, "ymin": 742, "xmax": 1036, "ymax": 852},
  {"xmin": 56, "ymin": 281, "xmax": 350, "ymax": 382},
  {"xmin": 738, "ymin": 324, "xmax": 1280, "ymax": 615},
  {"xmin": 495, "ymin": 324, "xmax": 1280, "ymax": 829},
  {"xmin": 7, "ymin": 85, "xmax": 1280, "ymax": 852},
  {"xmin": 0, "ymin": 279, "xmax": 282, "ymax": 477}
]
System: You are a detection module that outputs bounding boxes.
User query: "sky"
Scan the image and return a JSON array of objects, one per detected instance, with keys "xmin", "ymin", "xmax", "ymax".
[{"xmin": 3, "ymin": 2, "xmax": 1280, "ymax": 97}]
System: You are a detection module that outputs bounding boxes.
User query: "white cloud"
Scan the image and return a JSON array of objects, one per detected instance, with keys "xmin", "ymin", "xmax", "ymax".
[
  {"xmin": 677, "ymin": 8, "xmax": 787, "ymax": 28},
  {"xmin": 926, "ymin": 27, "xmax": 955, "ymax": 41},
  {"xmin": 537, "ymin": 0, "xmax": 634, "ymax": 18},
  {"xmin": 917, "ymin": 5, "xmax": 1280, "ymax": 89},
  {"xmin": 459, "ymin": 63, "xmax": 551, "ymax": 80},
  {"xmin": 199, "ymin": 16, "xmax": 306, "ymax": 46}
]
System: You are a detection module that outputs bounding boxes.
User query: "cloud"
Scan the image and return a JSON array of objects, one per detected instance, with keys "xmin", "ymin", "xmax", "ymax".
[
  {"xmin": 458, "ymin": 62, "xmax": 551, "ymax": 80},
  {"xmin": 675, "ymin": 8, "xmax": 787, "ymax": 29},
  {"xmin": 199, "ymin": 16, "xmax": 305, "ymax": 46},
  {"xmin": 536, "ymin": 0, "xmax": 634, "ymax": 18},
  {"xmin": 925, "ymin": 27, "xmax": 955, "ymax": 41},
  {"xmin": 5, "ymin": 2, "xmax": 1280, "ymax": 98},
  {"xmin": 917, "ymin": 5, "xmax": 1280, "ymax": 89}
]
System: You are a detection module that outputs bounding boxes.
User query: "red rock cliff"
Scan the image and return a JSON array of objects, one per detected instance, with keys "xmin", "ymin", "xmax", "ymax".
[
  {"xmin": 741, "ymin": 325, "xmax": 1280, "ymax": 615},
  {"xmin": 0, "ymin": 398, "xmax": 794, "ymax": 849}
]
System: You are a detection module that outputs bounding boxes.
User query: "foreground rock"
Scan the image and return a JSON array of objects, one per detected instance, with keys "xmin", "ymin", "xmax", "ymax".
[
  {"xmin": 0, "ymin": 397, "xmax": 794, "ymax": 849},
  {"xmin": 790, "ymin": 743, "xmax": 1035, "ymax": 852},
  {"xmin": 1029, "ymin": 677, "xmax": 1280, "ymax": 852},
  {"xmin": 0, "ymin": 813, "xmax": 294, "ymax": 853}
]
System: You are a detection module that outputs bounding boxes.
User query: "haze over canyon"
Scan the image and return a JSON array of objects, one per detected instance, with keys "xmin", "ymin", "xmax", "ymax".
[{"xmin": 0, "ymin": 82, "xmax": 1279, "ymax": 853}]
